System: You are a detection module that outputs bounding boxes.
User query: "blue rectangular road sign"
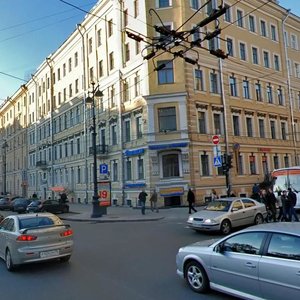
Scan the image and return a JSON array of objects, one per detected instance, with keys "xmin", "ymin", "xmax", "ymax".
[
  {"xmin": 213, "ymin": 156, "xmax": 222, "ymax": 167},
  {"xmin": 99, "ymin": 163, "xmax": 108, "ymax": 174}
]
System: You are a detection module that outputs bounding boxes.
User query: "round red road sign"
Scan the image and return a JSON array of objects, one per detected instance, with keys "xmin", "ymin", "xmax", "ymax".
[{"xmin": 212, "ymin": 135, "xmax": 220, "ymax": 145}]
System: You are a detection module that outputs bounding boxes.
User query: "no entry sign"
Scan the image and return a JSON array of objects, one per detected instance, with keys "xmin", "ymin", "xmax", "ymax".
[{"xmin": 212, "ymin": 135, "xmax": 220, "ymax": 145}]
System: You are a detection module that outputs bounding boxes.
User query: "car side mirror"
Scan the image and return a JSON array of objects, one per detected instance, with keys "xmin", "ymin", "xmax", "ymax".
[{"xmin": 215, "ymin": 242, "xmax": 226, "ymax": 253}]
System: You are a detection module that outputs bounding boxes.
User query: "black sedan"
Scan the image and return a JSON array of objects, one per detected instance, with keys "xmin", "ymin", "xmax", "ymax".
[
  {"xmin": 27, "ymin": 200, "xmax": 69, "ymax": 214},
  {"xmin": 12, "ymin": 198, "xmax": 32, "ymax": 213}
]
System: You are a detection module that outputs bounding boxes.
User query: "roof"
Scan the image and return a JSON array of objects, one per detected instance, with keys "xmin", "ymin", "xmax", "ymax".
[{"xmin": 243, "ymin": 222, "xmax": 300, "ymax": 236}]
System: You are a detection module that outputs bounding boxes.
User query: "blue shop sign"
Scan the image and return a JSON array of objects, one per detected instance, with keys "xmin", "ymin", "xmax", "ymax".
[
  {"xmin": 148, "ymin": 142, "xmax": 188, "ymax": 150},
  {"xmin": 125, "ymin": 182, "xmax": 146, "ymax": 189},
  {"xmin": 124, "ymin": 148, "xmax": 145, "ymax": 157}
]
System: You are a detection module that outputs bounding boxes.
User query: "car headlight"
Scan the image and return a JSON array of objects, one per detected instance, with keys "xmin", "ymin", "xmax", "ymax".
[
  {"xmin": 204, "ymin": 219, "xmax": 217, "ymax": 224},
  {"xmin": 188, "ymin": 216, "xmax": 194, "ymax": 222}
]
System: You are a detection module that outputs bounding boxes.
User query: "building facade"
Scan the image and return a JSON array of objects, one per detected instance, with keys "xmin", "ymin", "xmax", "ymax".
[{"xmin": 1, "ymin": 0, "xmax": 300, "ymax": 206}]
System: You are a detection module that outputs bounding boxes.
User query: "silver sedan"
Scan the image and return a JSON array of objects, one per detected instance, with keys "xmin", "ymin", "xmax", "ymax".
[
  {"xmin": 0, "ymin": 213, "xmax": 73, "ymax": 271},
  {"xmin": 176, "ymin": 222, "xmax": 300, "ymax": 299},
  {"xmin": 187, "ymin": 197, "xmax": 267, "ymax": 234}
]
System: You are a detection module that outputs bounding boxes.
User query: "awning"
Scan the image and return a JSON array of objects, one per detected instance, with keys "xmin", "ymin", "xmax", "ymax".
[{"xmin": 49, "ymin": 186, "xmax": 66, "ymax": 193}]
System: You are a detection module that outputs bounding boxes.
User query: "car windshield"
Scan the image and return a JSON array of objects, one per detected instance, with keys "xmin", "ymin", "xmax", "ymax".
[
  {"xmin": 206, "ymin": 200, "xmax": 231, "ymax": 212},
  {"xmin": 19, "ymin": 217, "xmax": 55, "ymax": 229},
  {"xmin": 14, "ymin": 199, "xmax": 27, "ymax": 205}
]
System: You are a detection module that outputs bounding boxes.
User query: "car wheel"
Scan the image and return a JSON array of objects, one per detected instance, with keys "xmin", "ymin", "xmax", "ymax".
[
  {"xmin": 5, "ymin": 249, "xmax": 16, "ymax": 272},
  {"xmin": 60, "ymin": 255, "xmax": 71, "ymax": 263},
  {"xmin": 254, "ymin": 213, "xmax": 264, "ymax": 225},
  {"xmin": 220, "ymin": 219, "xmax": 231, "ymax": 235},
  {"xmin": 184, "ymin": 261, "xmax": 209, "ymax": 293}
]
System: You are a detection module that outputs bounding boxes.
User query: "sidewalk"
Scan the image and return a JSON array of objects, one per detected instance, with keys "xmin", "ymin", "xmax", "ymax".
[{"xmin": 61, "ymin": 203, "xmax": 193, "ymax": 223}]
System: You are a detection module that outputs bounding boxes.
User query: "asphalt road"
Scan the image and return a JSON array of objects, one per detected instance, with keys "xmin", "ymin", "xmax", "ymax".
[{"xmin": 0, "ymin": 217, "xmax": 235, "ymax": 300}]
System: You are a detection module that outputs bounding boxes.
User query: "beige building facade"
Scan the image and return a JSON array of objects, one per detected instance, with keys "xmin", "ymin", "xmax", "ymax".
[{"xmin": 0, "ymin": 0, "xmax": 300, "ymax": 206}]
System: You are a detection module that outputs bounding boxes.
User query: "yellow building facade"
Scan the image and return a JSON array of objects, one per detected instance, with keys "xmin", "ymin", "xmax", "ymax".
[{"xmin": 0, "ymin": 0, "xmax": 299, "ymax": 206}]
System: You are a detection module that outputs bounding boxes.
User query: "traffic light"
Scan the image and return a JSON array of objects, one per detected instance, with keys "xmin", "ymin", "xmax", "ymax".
[{"xmin": 222, "ymin": 154, "xmax": 228, "ymax": 172}]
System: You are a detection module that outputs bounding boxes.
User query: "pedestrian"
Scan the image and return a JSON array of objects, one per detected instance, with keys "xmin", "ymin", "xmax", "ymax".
[
  {"xmin": 252, "ymin": 183, "xmax": 260, "ymax": 200},
  {"xmin": 288, "ymin": 188, "xmax": 299, "ymax": 222},
  {"xmin": 138, "ymin": 189, "xmax": 148, "ymax": 215},
  {"xmin": 265, "ymin": 188, "xmax": 277, "ymax": 222},
  {"xmin": 187, "ymin": 188, "xmax": 197, "ymax": 214},
  {"xmin": 277, "ymin": 190, "xmax": 286, "ymax": 221},
  {"xmin": 149, "ymin": 189, "xmax": 159, "ymax": 213},
  {"xmin": 211, "ymin": 189, "xmax": 218, "ymax": 201}
]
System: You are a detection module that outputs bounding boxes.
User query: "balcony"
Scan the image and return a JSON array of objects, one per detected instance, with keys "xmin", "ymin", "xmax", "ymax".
[
  {"xmin": 89, "ymin": 144, "xmax": 109, "ymax": 157},
  {"xmin": 36, "ymin": 160, "xmax": 48, "ymax": 169}
]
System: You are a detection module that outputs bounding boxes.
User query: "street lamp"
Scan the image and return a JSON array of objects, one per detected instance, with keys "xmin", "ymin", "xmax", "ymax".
[
  {"xmin": 2, "ymin": 140, "xmax": 8, "ymax": 195},
  {"xmin": 86, "ymin": 82, "xmax": 105, "ymax": 218}
]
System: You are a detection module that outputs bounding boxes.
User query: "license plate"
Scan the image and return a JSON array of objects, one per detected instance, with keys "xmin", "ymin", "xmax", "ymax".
[{"xmin": 40, "ymin": 250, "xmax": 59, "ymax": 258}]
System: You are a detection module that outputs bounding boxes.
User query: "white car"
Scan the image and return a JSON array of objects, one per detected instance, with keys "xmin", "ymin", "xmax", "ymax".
[
  {"xmin": 0, "ymin": 213, "xmax": 73, "ymax": 271},
  {"xmin": 187, "ymin": 197, "xmax": 267, "ymax": 234}
]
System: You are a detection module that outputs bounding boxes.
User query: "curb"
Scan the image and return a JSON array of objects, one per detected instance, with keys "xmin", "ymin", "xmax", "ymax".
[{"xmin": 60, "ymin": 216, "xmax": 165, "ymax": 223}]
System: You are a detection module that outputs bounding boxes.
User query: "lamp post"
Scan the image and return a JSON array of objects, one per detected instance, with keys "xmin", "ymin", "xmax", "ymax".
[
  {"xmin": 2, "ymin": 140, "xmax": 8, "ymax": 195},
  {"xmin": 86, "ymin": 82, "xmax": 106, "ymax": 218}
]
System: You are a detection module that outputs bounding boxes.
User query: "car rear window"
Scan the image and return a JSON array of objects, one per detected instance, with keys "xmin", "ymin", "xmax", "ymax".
[{"xmin": 19, "ymin": 217, "xmax": 56, "ymax": 229}]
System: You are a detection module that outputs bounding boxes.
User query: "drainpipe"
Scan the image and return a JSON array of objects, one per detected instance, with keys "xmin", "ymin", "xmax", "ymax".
[{"xmin": 282, "ymin": 10, "xmax": 296, "ymax": 164}]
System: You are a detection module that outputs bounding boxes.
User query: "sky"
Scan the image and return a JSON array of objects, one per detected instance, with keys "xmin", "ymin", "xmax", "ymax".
[{"xmin": 0, "ymin": 0, "xmax": 299, "ymax": 102}]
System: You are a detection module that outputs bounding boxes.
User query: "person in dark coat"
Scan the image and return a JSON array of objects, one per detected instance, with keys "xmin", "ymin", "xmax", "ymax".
[
  {"xmin": 187, "ymin": 188, "xmax": 197, "ymax": 214},
  {"xmin": 138, "ymin": 189, "xmax": 148, "ymax": 215},
  {"xmin": 265, "ymin": 188, "xmax": 277, "ymax": 222},
  {"xmin": 287, "ymin": 188, "xmax": 299, "ymax": 222}
]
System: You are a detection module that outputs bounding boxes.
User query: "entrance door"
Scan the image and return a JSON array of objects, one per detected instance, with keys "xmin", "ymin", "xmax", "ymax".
[{"xmin": 164, "ymin": 196, "xmax": 181, "ymax": 207}]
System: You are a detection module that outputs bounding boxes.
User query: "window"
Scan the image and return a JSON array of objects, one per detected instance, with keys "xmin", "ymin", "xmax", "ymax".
[
  {"xmin": 198, "ymin": 111, "xmax": 207, "ymax": 134},
  {"xmin": 75, "ymin": 79, "xmax": 79, "ymax": 93},
  {"xmin": 68, "ymin": 58, "xmax": 72, "ymax": 72},
  {"xmin": 281, "ymin": 122, "xmax": 287, "ymax": 140},
  {"xmin": 206, "ymin": 0, "xmax": 216, "ymax": 15},
  {"xmin": 271, "ymin": 25, "xmax": 277, "ymax": 41},
  {"xmin": 88, "ymin": 37, "xmax": 93, "ymax": 54},
  {"xmin": 226, "ymin": 38, "xmax": 234, "ymax": 56},
  {"xmin": 210, "ymin": 72, "xmax": 219, "ymax": 94},
  {"xmin": 134, "ymin": 0, "xmax": 139, "ymax": 17},
  {"xmin": 190, "ymin": 0, "xmax": 199, "ymax": 10},
  {"xmin": 111, "ymin": 124, "xmax": 117, "ymax": 145},
  {"xmin": 213, "ymin": 113, "xmax": 223, "ymax": 134},
  {"xmin": 222, "ymin": 232, "xmax": 265, "ymax": 255},
  {"xmin": 137, "ymin": 157, "xmax": 144, "ymax": 179},
  {"xmin": 201, "ymin": 154, "xmax": 210, "ymax": 176},
  {"xmin": 273, "ymin": 155, "xmax": 279, "ymax": 169},
  {"xmin": 125, "ymin": 43, "xmax": 130, "ymax": 62},
  {"xmin": 97, "ymin": 29, "xmax": 102, "ymax": 46},
  {"xmin": 259, "ymin": 119, "xmax": 265, "ymax": 138},
  {"xmin": 246, "ymin": 117, "xmax": 253, "ymax": 137},
  {"xmin": 266, "ymin": 233, "xmax": 300, "ymax": 260},
  {"xmin": 243, "ymin": 80, "xmax": 250, "ymax": 99},
  {"xmin": 295, "ymin": 63, "xmax": 300, "ymax": 78},
  {"xmin": 284, "ymin": 155, "xmax": 289, "ymax": 168},
  {"xmin": 237, "ymin": 10, "xmax": 243, "ymax": 27},
  {"xmin": 267, "ymin": 85, "xmax": 273, "ymax": 103},
  {"xmin": 277, "ymin": 88, "xmax": 284, "ymax": 105},
  {"xmin": 239, "ymin": 43, "xmax": 246, "ymax": 61},
  {"xmin": 194, "ymin": 69, "xmax": 204, "ymax": 91},
  {"xmin": 229, "ymin": 76, "xmax": 238, "ymax": 97},
  {"xmin": 136, "ymin": 116, "xmax": 142, "ymax": 138},
  {"xmin": 124, "ymin": 9, "xmax": 128, "ymax": 26},
  {"xmin": 158, "ymin": 0, "xmax": 171, "ymax": 8},
  {"xmin": 109, "ymin": 52, "xmax": 114, "ymax": 70},
  {"xmin": 74, "ymin": 52, "xmax": 78, "ymax": 67},
  {"xmin": 77, "ymin": 138, "xmax": 80, "ymax": 154},
  {"xmin": 124, "ymin": 120, "xmax": 131, "ymax": 142},
  {"xmin": 224, "ymin": 5, "xmax": 231, "ymax": 22},
  {"xmin": 208, "ymin": 37, "xmax": 218, "ymax": 51},
  {"xmin": 77, "ymin": 167, "xmax": 81, "ymax": 184},
  {"xmin": 63, "ymin": 63, "xmax": 66, "ymax": 77},
  {"xmin": 135, "ymin": 40, "xmax": 141, "ymax": 55},
  {"xmin": 291, "ymin": 34, "xmax": 298, "ymax": 50},
  {"xmin": 157, "ymin": 60, "xmax": 174, "ymax": 84},
  {"xmin": 99, "ymin": 60, "xmax": 104, "ymax": 77},
  {"xmin": 158, "ymin": 107, "xmax": 176, "ymax": 132},
  {"xmin": 162, "ymin": 153, "xmax": 179, "ymax": 177},
  {"xmin": 112, "ymin": 161, "xmax": 118, "ymax": 181},
  {"xmin": 255, "ymin": 82, "xmax": 262, "ymax": 101},
  {"xmin": 263, "ymin": 51, "xmax": 270, "ymax": 68},
  {"xmin": 249, "ymin": 15, "xmax": 256, "ymax": 32},
  {"xmin": 126, "ymin": 160, "xmax": 132, "ymax": 180},
  {"xmin": 260, "ymin": 20, "xmax": 267, "ymax": 37},
  {"xmin": 250, "ymin": 155, "xmax": 256, "ymax": 174},
  {"xmin": 274, "ymin": 55, "xmax": 280, "ymax": 71},
  {"xmin": 237, "ymin": 153, "xmax": 243, "ymax": 175},
  {"xmin": 270, "ymin": 120, "xmax": 276, "ymax": 139},
  {"xmin": 134, "ymin": 73, "xmax": 140, "ymax": 97},
  {"xmin": 233, "ymin": 115, "xmax": 240, "ymax": 136},
  {"xmin": 252, "ymin": 47, "xmax": 258, "ymax": 64},
  {"xmin": 108, "ymin": 19, "xmax": 113, "ymax": 36}
]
